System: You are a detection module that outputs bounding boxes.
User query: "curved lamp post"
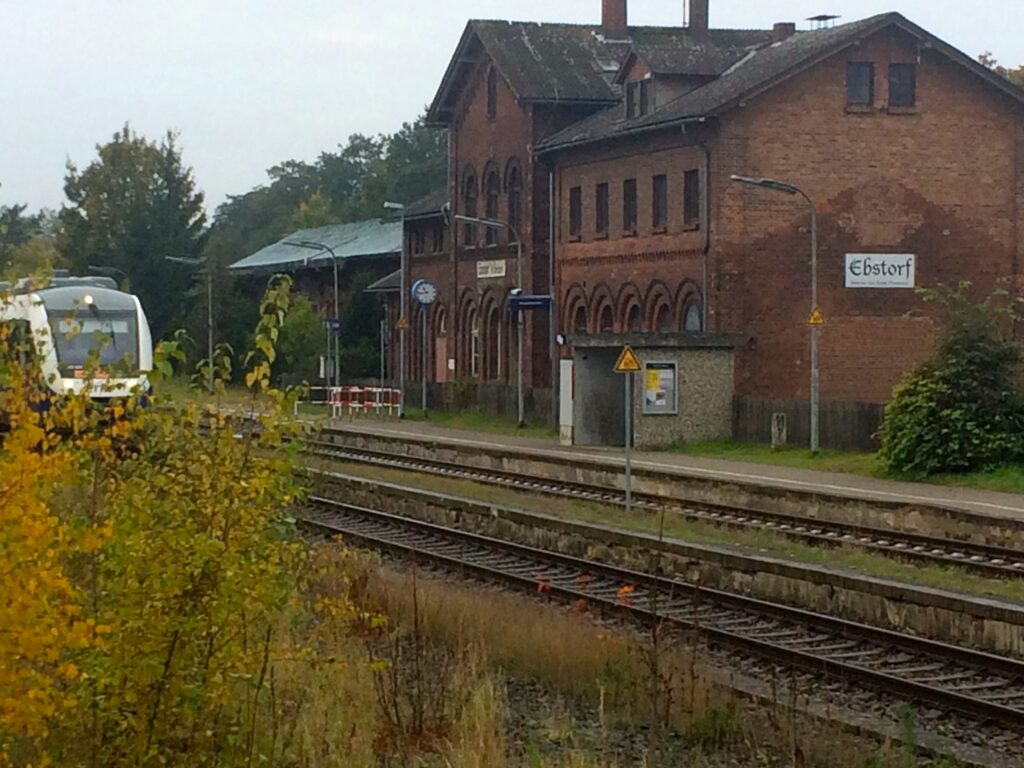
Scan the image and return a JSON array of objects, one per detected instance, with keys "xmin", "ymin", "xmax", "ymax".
[
  {"xmin": 730, "ymin": 174, "xmax": 819, "ymax": 454},
  {"xmin": 453, "ymin": 214, "xmax": 525, "ymax": 428},
  {"xmin": 284, "ymin": 240, "xmax": 341, "ymax": 388}
]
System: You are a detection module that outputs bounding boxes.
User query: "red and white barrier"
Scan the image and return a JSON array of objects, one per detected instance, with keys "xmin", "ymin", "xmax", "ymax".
[{"xmin": 295, "ymin": 386, "xmax": 402, "ymax": 419}]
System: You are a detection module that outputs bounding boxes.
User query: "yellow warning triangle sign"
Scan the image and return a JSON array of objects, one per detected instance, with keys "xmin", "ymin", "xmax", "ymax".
[
  {"xmin": 807, "ymin": 307, "xmax": 824, "ymax": 326},
  {"xmin": 614, "ymin": 345, "xmax": 642, "ymax": 373}
]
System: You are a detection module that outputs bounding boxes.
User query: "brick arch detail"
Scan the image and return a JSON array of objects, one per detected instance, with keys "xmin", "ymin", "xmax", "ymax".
[
  {"xmin": 673, "ymin": 279, "xmax": 703, "ymax": 331},
  {"xmin": 643, "ymin": 280, "xmax": 674, "ymax": 332},
  {"xmin": 589, "ymin": 283, "xmax": 616, "ymax": 333},
  {"xmin": 615, "ymin": 282, "xmax": 643, "ymax": 331},
  {"xmin": 562, "ymin": 283, "xmax": 588, "ymax": 333}
]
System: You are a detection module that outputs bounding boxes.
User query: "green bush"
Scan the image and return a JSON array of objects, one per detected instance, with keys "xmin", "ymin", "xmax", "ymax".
[{"xmin": 878, "ymin": 284, "xmax": 1024, "ymax": 476}]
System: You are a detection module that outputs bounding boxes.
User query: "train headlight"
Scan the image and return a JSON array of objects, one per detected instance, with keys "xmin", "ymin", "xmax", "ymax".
[{"xmin": 83, "ymin": 294, "xmax": 94, "ymax": 305}]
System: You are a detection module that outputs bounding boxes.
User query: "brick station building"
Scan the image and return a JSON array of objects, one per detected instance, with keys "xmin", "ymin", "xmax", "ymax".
[{"xmin": 394, "ymin": 0, "xmax": 1024, "ymax": 447}]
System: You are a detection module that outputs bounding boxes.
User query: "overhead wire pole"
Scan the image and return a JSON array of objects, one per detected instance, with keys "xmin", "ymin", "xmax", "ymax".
[
  {"xmin": 454, "ymin": 214, "xmax": 525, "ymax": 427},
  {"xmin": 165, "ymin": 255, "xmax": 214, "ymax": 394},
  {"xmin": 730, "ymin": 175, "xmax": 820, "ymax": 454},
  {"xmin": 384, "ymin": 202, "xmax": 406, "ymax": 416}
]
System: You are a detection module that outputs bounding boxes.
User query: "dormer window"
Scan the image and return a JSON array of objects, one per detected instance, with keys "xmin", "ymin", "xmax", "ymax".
[{"xmin": 626, "ymin": 79, "xmax": 651, "ymax": 118}]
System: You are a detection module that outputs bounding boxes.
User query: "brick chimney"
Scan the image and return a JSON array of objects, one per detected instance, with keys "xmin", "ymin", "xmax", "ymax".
[
  {"xmin": 689, "ymin": 0, "xmax": 709, "ymax": 33},
  {"xmin": 772, "ymin": 22, "xmax": 797, "ymax": 42},
  {"xmin": 602, "ymin": 0, "xmax": 628, "ymax": 37}
]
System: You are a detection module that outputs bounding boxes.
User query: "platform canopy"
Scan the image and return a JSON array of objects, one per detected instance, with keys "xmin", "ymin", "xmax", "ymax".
[{"xmin": 229, "ymin": 218, "xmax": 402, "ymax": 273}]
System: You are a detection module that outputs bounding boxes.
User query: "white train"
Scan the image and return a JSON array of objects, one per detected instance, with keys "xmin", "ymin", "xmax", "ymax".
[{"xmin": 1, "ymin": 274, "xmax": 153, "ymax": 401}]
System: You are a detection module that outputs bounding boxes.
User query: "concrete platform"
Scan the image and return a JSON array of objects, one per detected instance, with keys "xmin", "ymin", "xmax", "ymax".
[{"xmin": 322, "ymin": 418, "xmax": 1024, "ymax": 523}]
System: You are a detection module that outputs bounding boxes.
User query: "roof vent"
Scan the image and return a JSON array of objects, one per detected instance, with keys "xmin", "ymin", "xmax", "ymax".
[
  {"xmin": 807, "ymin": 14, "xmax": 841, "ymax": 30},
  {"xmin": 773, "ymin": 22, "xmax": 797, "ymax": 42}
]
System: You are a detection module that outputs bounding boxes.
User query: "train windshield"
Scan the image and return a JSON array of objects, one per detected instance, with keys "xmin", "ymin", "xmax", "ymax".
[{"xmin": 49, "ymin": 312, "xmax": 139, "ymax": 376}]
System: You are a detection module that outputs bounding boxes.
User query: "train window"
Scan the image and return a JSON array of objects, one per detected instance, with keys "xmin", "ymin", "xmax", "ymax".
[{"xmin": 49, "ymin": 312, "xmax": 138, "ymax": 374}]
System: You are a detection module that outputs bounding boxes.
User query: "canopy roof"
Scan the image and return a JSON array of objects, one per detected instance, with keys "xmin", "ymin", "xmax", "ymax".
[{"xmin": 229, "ymin": 218, "xmax": 402, "ymax": 272}]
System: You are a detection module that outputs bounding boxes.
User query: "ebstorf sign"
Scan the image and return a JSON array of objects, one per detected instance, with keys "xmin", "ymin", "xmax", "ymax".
[{"xmin": 845, "ymin": 254, "xmax": 915, "ymax": 288}]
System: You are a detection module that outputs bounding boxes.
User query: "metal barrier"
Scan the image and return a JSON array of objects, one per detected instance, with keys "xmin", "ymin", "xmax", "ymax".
[{"xmin": 294, "ymin": 386, "xmax": 402, "ymax": 420}]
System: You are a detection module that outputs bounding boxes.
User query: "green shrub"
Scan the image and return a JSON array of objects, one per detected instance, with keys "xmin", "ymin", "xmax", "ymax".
[{"xmin": 878, "ymin": 284, "xmax": 1024, "ymax": 476}]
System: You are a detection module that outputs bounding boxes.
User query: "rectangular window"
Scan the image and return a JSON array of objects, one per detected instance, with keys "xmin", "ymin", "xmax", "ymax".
[
  {"xmin": 652, "ymin": 174, "xmax": 668, "ymax": 231},
  {"xmin": 683, "ymin": 169, "xmax": 701, "ymax": 229},
  {"xmin": 569, "ymin": 186, "xmax": 582, "ymax": 240},
  {"xmin": 431, "ymin": 224, "xmax": 445, "ymax": 253},
  {"xmin": 889, "ymin": 63, "xmax": 917, "ymax": 108},
  {"xmin": 846, "ymin": 62, "xmax": 874, "ymax": 106},
  {"xmin": 625, "ymin": 79, "xmax": 652, "ymax": 118},
  {"xmin": 412, "ymin": 229, "xmax": 426, "ymax": 254},
  {"xmin": 595, "ymin": 183, "xmax": 609, "ymax": 238},
  {"xmin": 623, "ymin": 178, "xmax": 637, "ymax": 234}
]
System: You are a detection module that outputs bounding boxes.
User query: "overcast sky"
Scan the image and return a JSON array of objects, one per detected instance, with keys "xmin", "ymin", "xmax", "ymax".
[{"xmin": 2, "ymin": 0, "xmax": 1020, "ymax": 214}]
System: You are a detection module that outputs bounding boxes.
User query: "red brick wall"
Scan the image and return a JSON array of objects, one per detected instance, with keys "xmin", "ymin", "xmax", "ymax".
[
  {"xmin": 710, "ymin": 27, "xmax": 1023, "ymax": 402},
  {"xmin": 551, "ymin": 25, "xmax": 1024, "ymax": 406},
  {"xmin": 555, "ymin": 138, "xmax": 708, "ymax": 334}
]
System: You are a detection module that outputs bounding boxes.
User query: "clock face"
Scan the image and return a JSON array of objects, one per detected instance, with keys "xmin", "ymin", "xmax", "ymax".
[{"xmin": 412, "ymin": 279, "xmax": 438, "ymax": 306}]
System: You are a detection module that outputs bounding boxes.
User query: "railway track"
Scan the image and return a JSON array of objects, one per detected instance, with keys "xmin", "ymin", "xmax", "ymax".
[
  {"xmin": 299, "ymin": 497, "xmax": 1024, "ymax": 731},
  {"xmin": 307, "ymin": 439, "xmax": 1024, "ymax": 579}
]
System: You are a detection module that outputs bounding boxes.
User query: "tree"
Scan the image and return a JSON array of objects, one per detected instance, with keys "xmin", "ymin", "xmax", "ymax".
[
  {"xmin": 274, "ymin": 294, "xmax": 326, "ymax": 383},
  {"xmin": 59, "ymin": 125, "xmax": 206, "ymax": 339},
  {"xmin": 289, "ymin": 192, "xmax": 338, "ymax": 231},
  {"xmin": 878, "ymin": 283, "xmax": 1024, "ymax": 476},
  {"xmin": 979, "ymin": 52, "xmax": 1024, "ymax": 88}
]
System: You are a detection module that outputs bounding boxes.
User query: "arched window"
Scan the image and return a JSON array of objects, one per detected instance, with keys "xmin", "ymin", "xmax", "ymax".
[
  {"xmin": 484, "ymin": 304, "xmax": 502, "ymax": 380},
  {"xmin": 599, "ymin": 305, "xmax": 614, "ymax": 333},
  {"xmin": 484, "ymin": 168, "xmax": 501, "ymax": 246},
  {"xmin": 462, "ymin": 168, "xmax": 478, "ymax": 247},
  {"xmin": 684, "ymin": 303, "xmax": 703, "ymax": 333},
  {"xmin": 506, "ymin": 160, "xmax": 522, "ymax": 243},
  {"xmin": 486, "ymin": 66, "xmax": 498, "ymax": 121},
  {"xmin": 433, "ymin": 306, "xmax": 448, "ymax": 383},
  {"xmin": 573, "ymin": 305, "xmax": 587, "ymax": 334},
  {"xmin": 655, "ymin": 303, "xmax": 672, "ymax": 332},
  {"xmin": 626, "ymin": 304, "xmax": 642, "ymax": 332},
  {"xmin": 468, "ymin": 307, "xmax": 481, "ymax": 378}
]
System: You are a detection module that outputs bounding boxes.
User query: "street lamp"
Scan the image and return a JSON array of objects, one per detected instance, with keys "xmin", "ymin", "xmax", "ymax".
[
  {"xmin": 284, "ymin": 240, "xmax": 341, "ymax": 388},
  {"xmin": 165, "ymin": 255, "xmax": 214, "ymax": 395},
  {"xmin": 383, "ymin": 201, "xmax": 406, "ymax": 416},
  {"xmin": 730, "ymin": 174, "xmax": 820, "ymax": 454},
  {"xmin": 453, "ymin": 214, "xmax": 525, "ymax": 428}
]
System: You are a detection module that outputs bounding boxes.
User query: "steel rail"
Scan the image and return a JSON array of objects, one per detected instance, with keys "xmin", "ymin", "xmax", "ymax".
[
  {"xmin": 305, "ymin": 439, "xmax": 1024, "ymax": 579},
  {"xmin": 299, "ymin": 497, "xmax": 1024, "ymax": 731}
]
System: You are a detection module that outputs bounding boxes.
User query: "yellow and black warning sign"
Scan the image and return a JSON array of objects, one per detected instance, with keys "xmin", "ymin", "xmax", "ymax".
[
  {"xmin": 614, "ymin": 345, "xmax": 642, "ymax": 373},
  {"xmin": 807, "ymin": 307, "xmax": 824, "ymax": 326}
]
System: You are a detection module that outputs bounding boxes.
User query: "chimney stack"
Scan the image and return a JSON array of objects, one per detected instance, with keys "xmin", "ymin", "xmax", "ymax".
[
  {"xmin": 689, "ymin": 0, "xmax": 709, "ymax": 33},
  {"xmin": 602, "ymin": 0, "xmax": 628, "ymax": 37},
  {"xmin": 772, "ymin": 22, "xmax": 796, "ymax": 42}
]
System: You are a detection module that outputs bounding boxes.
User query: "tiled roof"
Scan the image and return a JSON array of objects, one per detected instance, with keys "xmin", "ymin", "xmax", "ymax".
[
  {"xmin": 404, "ymin": 188, "xmax": 448, "ymax": 221},
  {"xmin": 428, "ymin": 20, "xmax": 784, "ymax": 125},
  {"xmin": 625, "ymin": 27, "xmax": 772, "ymax": 78},
  {"xmin": 538, "ymin": 12, "xmax": 1024, "ymax": 153},
  {"xmin": 365, "ymin": 269, "xmax": 401, "ymax": 294},
  {"xmin": 229, "ymin": 218, "xmax": 401, "ymax": 272}
]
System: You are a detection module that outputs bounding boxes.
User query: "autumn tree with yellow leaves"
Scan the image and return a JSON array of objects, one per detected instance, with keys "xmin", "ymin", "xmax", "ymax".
[{"xmin": 1, "ymin": 276, "xmax": 373, "ymax": 767}]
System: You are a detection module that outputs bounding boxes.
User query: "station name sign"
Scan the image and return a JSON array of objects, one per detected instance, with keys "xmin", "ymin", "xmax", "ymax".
[
  {"xmin": 845, "ymin": 254, "xmax": 915, "ymax": 288},
  {"xmin": 477, "ymin": 259, "xmax": 506, "ymax": 279}
]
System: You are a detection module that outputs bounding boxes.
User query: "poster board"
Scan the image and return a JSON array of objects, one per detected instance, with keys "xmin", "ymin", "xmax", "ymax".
[{"xmin": 643, "ymin": 361, "xmax": 677, "ymax": 415}]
